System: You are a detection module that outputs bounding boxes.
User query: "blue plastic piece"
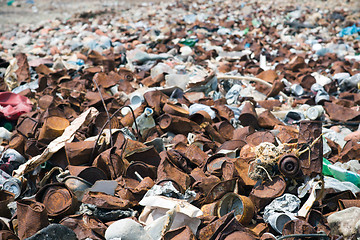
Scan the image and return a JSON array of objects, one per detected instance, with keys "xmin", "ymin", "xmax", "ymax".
[{"xmin": 339, "ymin": 24, "xmax": 360, "ymax": 37}]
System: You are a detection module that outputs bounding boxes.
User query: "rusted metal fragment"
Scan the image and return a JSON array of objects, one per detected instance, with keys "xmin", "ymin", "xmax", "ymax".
[
  {"xmin": 157, "ymin": 151, "xmax": 192, "ymax": 192},
  {"xmin": 16, "ymin": 116, "xmax": 38, "ymax": 138},
  {"xmin": 319, "ymin": 190, "xmax": 356, "ymax": 215},
  {"xmin": 234, "ymin": 157, "xmax": 257, "ymax": 186},
  {"xmin": 299, "ymin": 74, "xmax": 316, "ymax": 90},
  {"xmin": 248, "ymin": 223, "xmax": 269, "ymax": 237},
  {"xmin": 233, "ymin": 126, "xmax": 255, "ymax": 141},
  {"xmin": 257, "ymin": 100, "xmax": 282, "ymax": 111},
  {"xmin": 338, "ymin": 199, "xmax": 360, "ymax": 210},
  {"xmin": 35, "ymin": 183, "xmax": 78, "ymax": 218},
  {"xmin": 212, "ymin": 104, "xmax": 234, "ymax": 122},
  {"xmin": 38, "ymin": 116, "xmax": 70, "ymax": 143},
  {"xmin": 332, "ymin": 140, "xmax": 360, "ymax": 163},
  {"xmin": 256, "ymin": 70, "xmax": 277, "ymax": 83},
  {"xmin": 282, "ymin": 219, "xmax": 316, "ymax": 239},
  {"xmin": 8, "ymin": 133, "xmax": 26, "ymax": 156},
  {"xmin": 190, "ymin": 111, "xmax": 212, "ymax": 125},
  {"xmin": 60, "ymin": 214, "xmax": 107, "ymax": 240},
  {"xmin": 213, "ymin": 121, "xmax": 235, "ymax": 141},
  {"xmin": 92, "ymin": 147, "xmax": 128, "ymax": 180},
  {"xmin": 163, "ymin": 102, "xmax": 189, "ymax": 118},
  {"xmin": 144, "ymin": 90, "xmax": 169, "ymax": 115},
  {"xmin": 266, "ymin": 80, "xmax": 284, "ymax": 99},
  {"xmin": 221, "ymin": 231, "xmax": 256, "ymax": 240},
  {"xmin": 249, "ymin": 176, "xmax": 286, "ymax": 211},
  {"xmin": 125, "ymin": 161, "xmax": 157, "ymax": 180},
  {"xmin": 0, "ymin": 230, "xmax": 20, "ymax": 240},
  {"xmin": 199, "ymin": 210, "xmax": 256, "ymax": 240},
  {"xmin": 0, "ymin": 190, "xmax": 14, "ymax": 219},
  {"xmin": 94, "ymin": 112, "xmax": 120, "ymax": 134},
  {"xmin": 82, "ymin": 191, "xmax": 134, "ymax": 209},
  {"xmin": 258, "ymin": 110, "xmax": 283, "ymax": 129},
  {"xmin": 201, "ymin": 202, "xmax": 219, "ymax": 217},
  {"xmin": 306, "ymin": 209, "xmax": 331, "ymax": 235},
  {"xmin": 65, "ymin": 141, "xmax": 96, "ymax": 166},
  {"xmin": 245, "ymin": 131, "xmax": 276, "ymax": 147},
  {"xmin": 191, "ymin": 168, "xmax": 221, "ymax": 198},
  {"xmin": 239, "ymin": 102, "xmax": 259, "ymax": 129},
  {"xmin": 185, "ymin": 144, "xmax": 208, "ymax": 167},
  {"xmin": 204, "ymin": 154, "xmax": 228, "ymax": 177},
  {"xmin": 159, "ymin": 113, "xmax": 202, "ymax": 135},
  {"xmin": 216, "ymin": 140, "xmax": 246, "ymax": 153},
  {"xmin": 297, "ymin": 120, "xmax": 323, "ymax": 177},
  {"xmin": 217, "ymin": 193, "xmax": 255, "ymax": 225},
  {"xmin": 202, "ymin": 122, "xmax": 226, "ymax": 144},
  {"xmin": 123, "ymin": 139, "xmax": 161, "ymax": 167},
  {"xmin": 163, "ymin": 226, "xmax": 196, "ymax": 240},
  {"xmin": 274, "ymin": 125, "xmax": 298, "ymax": 143},
  {"xmin": 67, "ymin": 165, "xmax": 107, "ymax": 184},
  {"xmin": 203, "ymin": 178, "xmax": 237, "ymax": 204},
  {"xmin": 324, "ymin": 102, "xmax": 360, "ymax": 122},
  {"xmin": 120, "ymin": 102, "xmax": 146, "ymax": 127},
  {"xmin": 17, "ymin": 199, "xmax": 49, "ymax": 239},
  {"xmin": 198, "ymin": 212, "xmax": 234, "ymax": 240}
]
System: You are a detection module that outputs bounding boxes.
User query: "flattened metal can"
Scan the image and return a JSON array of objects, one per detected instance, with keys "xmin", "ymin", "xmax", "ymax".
[{"xmin": 35, "ymin": 183, "xmax": 78, "ymax": 218}]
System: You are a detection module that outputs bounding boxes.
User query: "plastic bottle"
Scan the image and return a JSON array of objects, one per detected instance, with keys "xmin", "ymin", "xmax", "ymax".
[{"xmin": 133, "ymin": 108, "xmax": 156, "ymax": 135}]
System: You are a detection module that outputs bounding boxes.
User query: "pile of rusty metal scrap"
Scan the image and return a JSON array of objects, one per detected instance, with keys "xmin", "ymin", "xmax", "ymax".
[{"xmin": 0, "ymin": 0, "xmax": 360, "ymax": 239}]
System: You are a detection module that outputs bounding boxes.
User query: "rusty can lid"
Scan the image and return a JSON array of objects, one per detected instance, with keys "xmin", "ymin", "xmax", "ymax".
[
  {"xmin": 36, "ymin": 183, "xmax": 76, "ymax": 218},
  {"xmin": 68, "ymin": 165, "xmax": 107, "ymax": 185}
]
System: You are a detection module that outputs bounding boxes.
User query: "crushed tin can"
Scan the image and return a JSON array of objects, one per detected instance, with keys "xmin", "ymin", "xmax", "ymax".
[
  {"xmin": 2, "ymin": 177, "xmax": 26, "ymax": 199},
  {"xmin": 158, "ymin": 113, "xmax": 201, "ymax": 135},
  {"xmin": 35, "ymin": 183, "xmax": 78, "ymax": 219},
  {"xmin": 16, "ymin": 199, "xmax": 49, "ymax": 239},
  {"xmin": 65, "ymin": 141, "xmax": 96, "ymax": 166},
  {"xmin": 63, "ymin": 176, "xmax": 92, "ymax": 201},
  {"xmin": 217, "ymin": 192, "xmax": 255, "ymax": 225},
  {"xmin": 38, "ymin": 116, "xmax": 70, "ymax": 143},
  {"xmin": 67, "ymin": 165, "xmax": 107, "ymax": 185},
  {"xmin": 0, "ymin": 190, "xmax": 15, "ymax": 218},
  {"xmin": 239, "ymin": 101, "xmax": 259, "ymax": 129},
  {"xmin": 249, "ymin": 176, "xmax": 286, "ymax": 211}
]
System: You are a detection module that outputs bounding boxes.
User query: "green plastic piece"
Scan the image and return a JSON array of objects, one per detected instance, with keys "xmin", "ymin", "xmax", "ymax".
[
  {"xmin": 3, "ymin": 122, "xmax": 12, "ymax": 132},
  {"xmin": 179, "ymin": 39, "xmax": 197, "ymax": 47},
  {"xmin": 323, "ymin": 158, "xmax": 360, "ymax": 188},
  {"xmin": 243, "ymin": 27, "xmax": 249, "ymax": 35}
]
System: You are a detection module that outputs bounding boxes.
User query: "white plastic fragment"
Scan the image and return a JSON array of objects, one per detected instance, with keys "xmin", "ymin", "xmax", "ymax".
[{"xmin": 139, "ymin": 196, "xmax": 203, "ymax": 235}]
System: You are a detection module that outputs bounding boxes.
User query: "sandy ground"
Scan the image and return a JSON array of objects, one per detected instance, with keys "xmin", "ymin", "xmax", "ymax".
[
  {"xmin": 0, "ymin": 0, "xmax": 359, "ymax": 34},
  {"xmin": 0, "ymin": 0, "xmax": 163, "ymax": 33}
]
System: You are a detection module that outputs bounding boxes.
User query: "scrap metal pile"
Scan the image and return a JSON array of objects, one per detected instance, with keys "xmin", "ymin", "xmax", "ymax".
[{"xmin": 0, "ymin": 0, "xmax": 360, "ymax": 239}]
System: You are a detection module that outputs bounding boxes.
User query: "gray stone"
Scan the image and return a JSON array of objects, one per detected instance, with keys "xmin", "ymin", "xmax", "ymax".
[
  {"xmin": 105, "ymin": 218, "xmax": 152, "ymax": 240},
  {"xmin": 25, "ymin": 224, "xmax": 77, "ymax": 240},
  {"xmin": 327, "ymin": 207, "xmax": 360, "ymax": 238}
]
